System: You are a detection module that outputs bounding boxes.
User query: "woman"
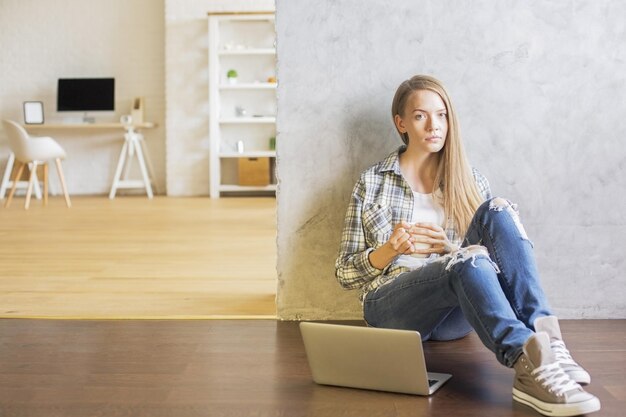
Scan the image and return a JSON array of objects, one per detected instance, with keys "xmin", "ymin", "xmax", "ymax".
[{"xmin": 335, "ymin": 75, "xmax": 600, "ymax": 416}]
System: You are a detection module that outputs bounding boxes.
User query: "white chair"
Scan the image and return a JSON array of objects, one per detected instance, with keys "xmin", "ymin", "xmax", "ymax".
[{"xmin": 2, "ymin": 120, "xmax": 71, "ymax": 209}]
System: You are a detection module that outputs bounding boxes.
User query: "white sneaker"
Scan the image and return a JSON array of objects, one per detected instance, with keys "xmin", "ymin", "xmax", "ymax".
[{"xmin": 534, "ymin": 315, "xmax": 591, "ymax": 385}]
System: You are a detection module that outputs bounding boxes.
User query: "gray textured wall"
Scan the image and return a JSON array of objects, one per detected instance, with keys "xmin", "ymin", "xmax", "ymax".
[{"xmin": 276, "ymin": 0, "xmax": 626, "ymax": 320}]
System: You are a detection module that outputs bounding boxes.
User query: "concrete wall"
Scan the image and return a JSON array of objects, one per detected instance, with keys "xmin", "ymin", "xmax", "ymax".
[
  {"xmin": 0, "ymin": 0, "xmax": 166, "ymax": 195},
  {"xmin": 276, "ymin": 0, "xmax": 626, "ymax": 319}
]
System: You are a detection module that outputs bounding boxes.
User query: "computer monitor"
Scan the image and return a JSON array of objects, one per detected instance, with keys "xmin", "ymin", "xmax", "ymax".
[{"xmin": 57, "ymin": 78, "xmax": 115, "ymax": 113}]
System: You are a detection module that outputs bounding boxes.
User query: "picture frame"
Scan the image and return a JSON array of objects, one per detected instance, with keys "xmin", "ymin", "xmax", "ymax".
[{"xmin": 23, "ymin": 101, "xmax": 44, "ymax": 124}]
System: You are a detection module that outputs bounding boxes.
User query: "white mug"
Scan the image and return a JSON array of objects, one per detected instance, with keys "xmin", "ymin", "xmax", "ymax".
[
  {"xmin": 410, "ymin": 241, "xmax": 432, "ymax": 258},
  {"xmin": 120, "ymin": 115, "xmax": 133, "ymax": 125},
  {"xmin": 409, "ymin": 224, "xmax": 432, "ymax": 258}
]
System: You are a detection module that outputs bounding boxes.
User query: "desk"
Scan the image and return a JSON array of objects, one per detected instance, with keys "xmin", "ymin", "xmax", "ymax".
[
  {"xmin": 24, "ymin": 122, "xmax": 156, "ymax": 130},
  {"xmin": 20, "ymin": 122, "xmax": 158, "ymax": 199}
]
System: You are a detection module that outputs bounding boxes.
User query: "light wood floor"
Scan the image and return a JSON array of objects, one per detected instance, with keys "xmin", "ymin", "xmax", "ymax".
[{"xmin": 0, "ymin": 196, "xmax": 277, "ymax": 319}]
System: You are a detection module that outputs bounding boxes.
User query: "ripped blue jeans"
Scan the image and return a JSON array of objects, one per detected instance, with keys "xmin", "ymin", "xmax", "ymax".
[{"xmin": 363, "ymin": 197, "xmax": 552, "ymax": 368}]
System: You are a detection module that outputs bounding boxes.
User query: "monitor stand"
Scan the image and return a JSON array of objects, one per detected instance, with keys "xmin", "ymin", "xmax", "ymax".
[{"xmin": 82, "ymin": 112, "xmax": 96, "ymax": 124}]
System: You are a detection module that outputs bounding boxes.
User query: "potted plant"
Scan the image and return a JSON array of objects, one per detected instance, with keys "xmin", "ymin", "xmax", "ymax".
[{"xmin": 227, "ymin": 69, "xmax": 238, "ymax": 84}]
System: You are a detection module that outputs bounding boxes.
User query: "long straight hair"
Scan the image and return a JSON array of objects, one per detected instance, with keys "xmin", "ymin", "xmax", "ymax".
[{"xmin": 391, "ymin": 75, "xmax": 483, "ymax": 237}]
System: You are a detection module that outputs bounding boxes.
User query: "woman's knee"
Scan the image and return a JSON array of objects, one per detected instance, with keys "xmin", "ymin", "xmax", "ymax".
[
  {"xmin": 476, "ymin": 196, "xmax": 515, "ymax": 217},
  {"xmin": 446, "ymin": 245, "xmax": 499, "ymax": 272},
  {"xmin": 482, "ymin": 197, "xmax": 530, "ymax": 242},
  {"xmin": 472, "ymin": 197, "xmax": 530, "ymax": 242},
  {"xmin": 445, "ymin": 246, "xmax": 500, "ymax": 284}
]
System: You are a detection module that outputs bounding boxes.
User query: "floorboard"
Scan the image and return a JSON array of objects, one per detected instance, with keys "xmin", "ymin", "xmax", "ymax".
[
  {"xmin": 0, "ymin": 319, "xmax": 623, "ymax": 416},
  {"xmin": 0, "ymin": 196, "xmax": 277, "ymax": 318}
]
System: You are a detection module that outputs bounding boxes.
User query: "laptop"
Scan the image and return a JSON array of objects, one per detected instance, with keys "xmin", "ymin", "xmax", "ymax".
[{"xmin": 300, "ymin": 322, "xmax": 451, "ymax": 395}]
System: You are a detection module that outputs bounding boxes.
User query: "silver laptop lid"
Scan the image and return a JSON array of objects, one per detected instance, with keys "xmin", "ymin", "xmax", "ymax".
[{"xmin": 300, "ymin": 322, "xmax": 451, "ymax": 396}]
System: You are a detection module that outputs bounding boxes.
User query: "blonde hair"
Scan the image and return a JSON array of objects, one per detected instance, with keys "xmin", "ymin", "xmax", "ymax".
[{"xmin": 391, "ymin": 75, "xmax": 483, "ymax": 237}]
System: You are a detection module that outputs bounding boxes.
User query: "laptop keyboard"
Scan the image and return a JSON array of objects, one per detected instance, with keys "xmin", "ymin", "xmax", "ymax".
[{"xmin": 428, "ymin": 379, "xmax": 438, "ymax": 387}]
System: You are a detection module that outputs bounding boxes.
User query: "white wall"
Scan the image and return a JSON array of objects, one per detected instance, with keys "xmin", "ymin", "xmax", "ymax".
[
  {"xmin": 0, "ymin": 0, "xmax": 166, "ymax": 195},
  {"xmin": 0, "ymin": 0, "xmax": 275, "ymax": 196},
  {"xmin": 276, "ymin": 0, "xmax": 626, "ymax": 320},
  {"xmin": 164, "ymin": 0, "xmax": 274, "ymax": 196}
]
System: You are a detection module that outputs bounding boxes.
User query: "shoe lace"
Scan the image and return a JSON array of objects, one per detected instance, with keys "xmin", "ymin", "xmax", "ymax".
[
  {"xmin": 551, "ymin": 340, "xmax": 578, "ymax": 365},
  {"xmin": 531, "ymin": 362, "xmax": 580, "ymax": 396}
]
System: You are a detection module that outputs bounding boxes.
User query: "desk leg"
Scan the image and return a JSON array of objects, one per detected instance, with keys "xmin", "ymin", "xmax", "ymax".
[
  {"xmin": 133, "ymin": 137, "xmax": 153, "ymax": 199},
  {"xmin": 122, "ymin": 134, "xmax": 135, "ymax": 180},
  {"xmin": 138, "ymin": 136, "xmax": 159, "ymax": 195},
  {"xmin": 109, "ymin": 130, "xmax": 154, "ymax": 199},
  {"xmin": 109, "ymin": 141, "xmax": 129, "ymax": 199}
]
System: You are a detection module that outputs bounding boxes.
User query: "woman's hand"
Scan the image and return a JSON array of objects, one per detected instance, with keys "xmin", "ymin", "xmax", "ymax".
[
  {"xmin": 368, "ymin": 221, "xmax": 416, "ymax": 270},
  {"xmin": 368, "ymin": 222, "xmax": 457, "ymax": 270},
  {"xmin": 387, "ymin": 221, "xmax": 416, "ymax": 255},
  {"xmin": 409, "ymin": 222, "xmax": 458, "ymax": 255}
]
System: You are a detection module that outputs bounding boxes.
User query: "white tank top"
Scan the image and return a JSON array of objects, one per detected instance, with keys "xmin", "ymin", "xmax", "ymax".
[{"xmin": 395, "ymin": 191, "xmax": 445, "ymax": 270}]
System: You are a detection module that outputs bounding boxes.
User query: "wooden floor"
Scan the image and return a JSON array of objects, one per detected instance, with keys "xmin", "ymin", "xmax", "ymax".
[
  {"xmin": 0, "ymin": 196, "xmax": 277, "ymax": 318},
  {"xmin": 0, "ymin": 319, "xmax": 623, "ymax": 417}
]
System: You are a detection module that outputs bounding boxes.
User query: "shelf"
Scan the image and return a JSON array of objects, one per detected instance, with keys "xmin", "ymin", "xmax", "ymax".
[
  {"xmin": 220, "ymin": 151, "xmax": 276, "ymax": 158},
  {"xmin": 220, "ymin": 83, "xmax": 277, "ymax": 90},
  {"xmin": 219, "ymin": 117, "xmax": 276, "ymax": 124},
  {"xmin": 219, "ymin": 48, "xmax": 276, "ymax": 56},
  {"xmin": 220, "ymin": 184, "xmax": 277, "ymax": 192},
  {"xmin": 209, "ymin": 12, "xmax": 276, "ymax": 199},
  {"xmin": 209, "ymin": 12, "xmax": 274, "ymax": 22}
]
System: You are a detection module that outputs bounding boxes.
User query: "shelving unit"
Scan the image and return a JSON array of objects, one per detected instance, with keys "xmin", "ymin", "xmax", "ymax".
[
  {"xmin": 219, "ymin": 83, "xmax": 277, "ymax": 90},
  {"xmin": 208, "ymin": 12, "xmax": 277, "ymax": 198}
]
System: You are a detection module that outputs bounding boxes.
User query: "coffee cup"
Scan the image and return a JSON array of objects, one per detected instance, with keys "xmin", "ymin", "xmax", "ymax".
[{"xmin": 409, "ymin": 224, "xmax": 432, "ymax": 257}]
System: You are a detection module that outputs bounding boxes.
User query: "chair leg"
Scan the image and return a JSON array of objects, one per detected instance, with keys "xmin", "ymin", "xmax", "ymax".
[
  {"xmin": 55, "ymin": 158, "xmax": 71, "ymax": 208},
  {"xmin": 25, "ymin": 161, "xmax": 38, "ymax": 210},
  {"xmin": 43, "ymin": 162, "xmax": 49, "ymax": 206},
  {"xmin": 5, "ymin": 161, "xmax": 25, "ymax": 208},
  {"xmin": 0, "ymin": 152, "xmax": 16, "ymax": 199},
  {"xmin": 30, "ymin": 162, "xmax": 43, "ymax": 200}
]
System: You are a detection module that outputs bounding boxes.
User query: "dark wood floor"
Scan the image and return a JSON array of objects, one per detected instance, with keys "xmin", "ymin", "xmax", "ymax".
[{"xmin": 0, "ymin": 319, "xmax": 623, "ymax": 417}]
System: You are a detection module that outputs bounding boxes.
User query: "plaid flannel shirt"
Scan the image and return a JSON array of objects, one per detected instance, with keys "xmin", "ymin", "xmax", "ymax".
[{"xmin": 335, "ymin": 146, "xmax": 492, "ymax": 303}]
